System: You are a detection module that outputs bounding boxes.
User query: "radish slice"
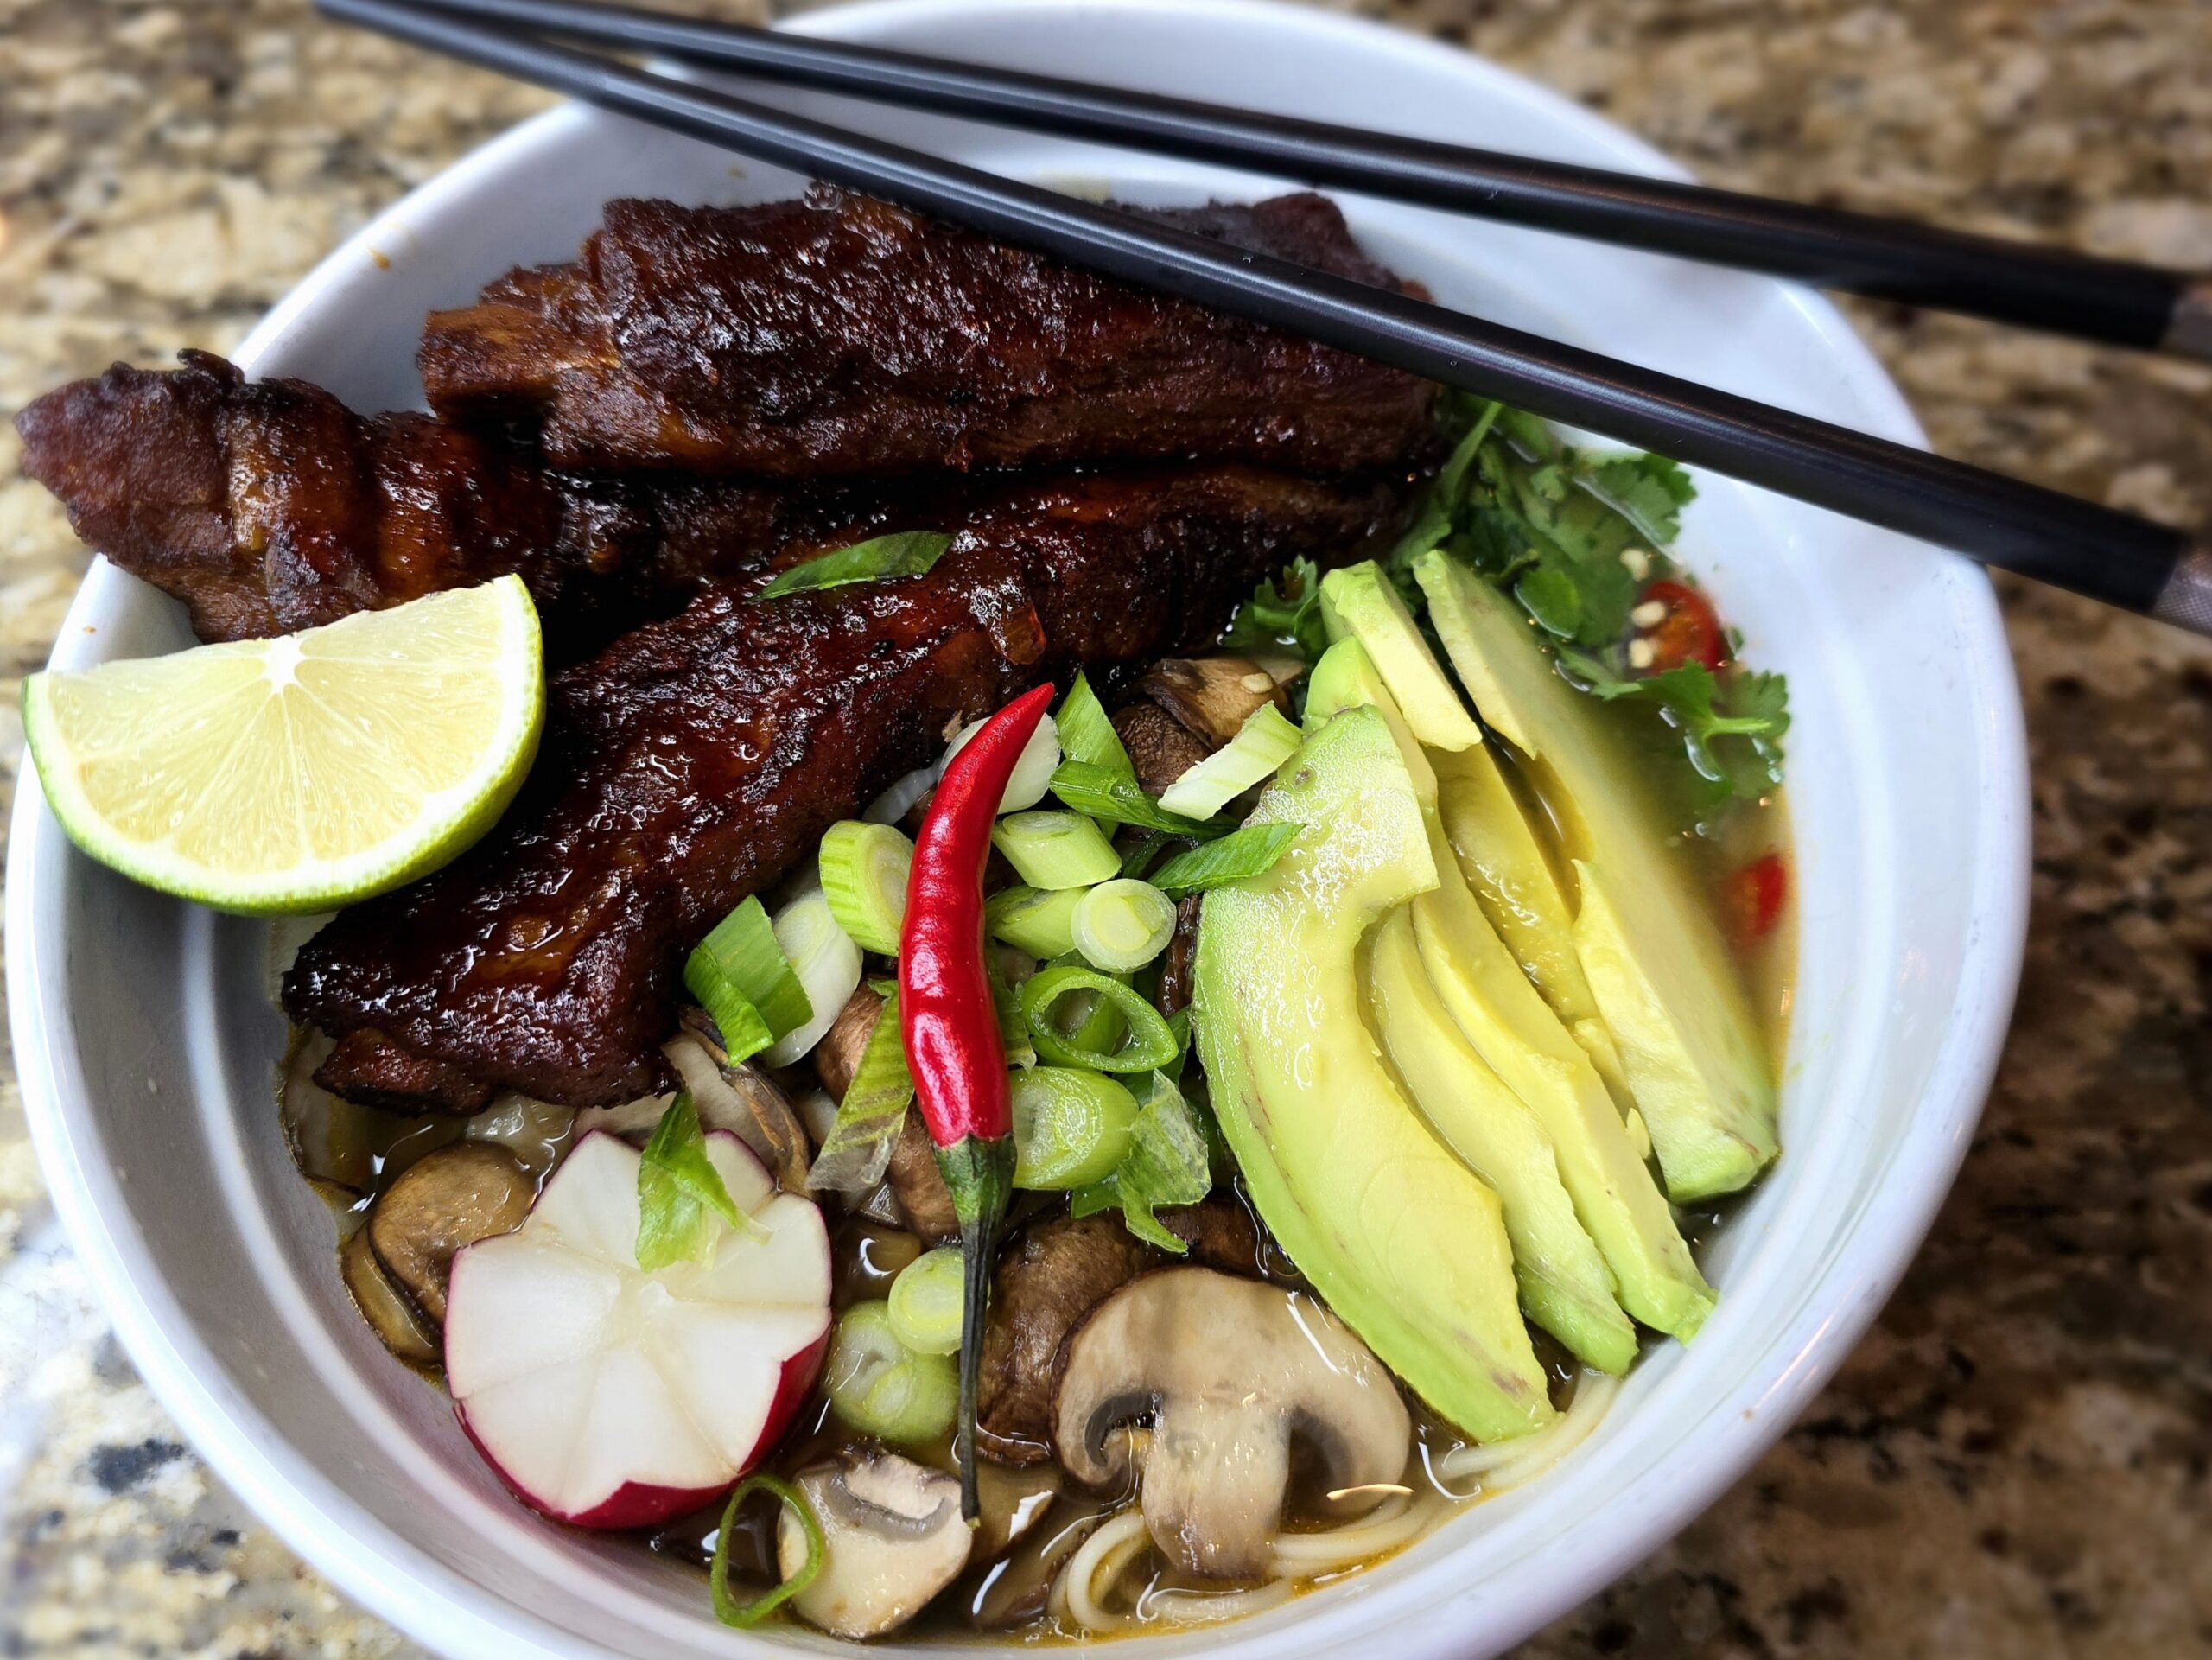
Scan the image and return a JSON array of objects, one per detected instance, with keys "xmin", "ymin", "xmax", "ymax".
[{"xmin": 445, "ymin": 1130, "xmax": 831, "ymax": 1529}]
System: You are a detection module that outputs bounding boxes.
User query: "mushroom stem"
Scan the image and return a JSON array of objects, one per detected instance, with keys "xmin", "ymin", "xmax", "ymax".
[{"xmin": 1143, "ymin": 1399, "xmax": 1294, "ymax": 1580}]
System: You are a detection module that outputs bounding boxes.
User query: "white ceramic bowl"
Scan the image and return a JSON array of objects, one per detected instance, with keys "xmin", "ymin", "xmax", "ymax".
[{"xmin": 6, "ymin": 2, "xmax": 2028, "ymax": 1655}]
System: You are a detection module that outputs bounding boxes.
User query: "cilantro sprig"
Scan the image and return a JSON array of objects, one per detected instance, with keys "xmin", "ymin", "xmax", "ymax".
[{"xmin": 1217, "ymin": 394, "xmax": 1789, "ymax": 834}]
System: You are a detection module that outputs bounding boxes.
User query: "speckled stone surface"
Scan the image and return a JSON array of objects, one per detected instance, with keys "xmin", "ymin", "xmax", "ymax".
[{"xmin": 1, "ymin": 0, "xmax": 2207, "ymax": 1653}]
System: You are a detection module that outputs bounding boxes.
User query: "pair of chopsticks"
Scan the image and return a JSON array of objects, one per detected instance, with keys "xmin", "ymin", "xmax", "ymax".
[{"xmin": 317, "ymin": 0, "xmax": 2212, "ymax": 638}]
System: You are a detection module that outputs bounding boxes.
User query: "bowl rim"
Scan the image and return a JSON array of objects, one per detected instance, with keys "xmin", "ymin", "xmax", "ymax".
[{"xmin": 4, "ymin": 1, "xmax": 2030, "ymax": 1655}]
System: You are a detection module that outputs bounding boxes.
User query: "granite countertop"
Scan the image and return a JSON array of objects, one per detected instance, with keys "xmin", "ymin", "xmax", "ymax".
[{"xmin": 1, "ymin": 0, "xmax": 2207, "ymax": 1653}]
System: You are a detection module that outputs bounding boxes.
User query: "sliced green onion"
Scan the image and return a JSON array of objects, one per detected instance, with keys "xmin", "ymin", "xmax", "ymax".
[
  {"xmin": 817, "ymin": 821, "xmax": 913, "ymax": 956},
  {"xmin": 1048, "ymin": 760, "xmax": 1227, "ymax": 838},
  {"xmin": 1071, "ymin": 879, "xmax": 1176, "ymax": 973},
  {"xmin": 760, "ymin": 889, "xmax": 863, "ymax": 1067},
  {"xmin": 711, "ymin": 1473, "xmax": 823, "ymax": 1629},
  {"xmin": 806, "ymin": 990, "xmax": 912, "ymax": 1195},
  {"xmin": 1148, "ymin": 822, "xmax": 1303, "ymax": 899},
  {"xmin": 755, "ymin": 531, "xmax": 955, "ymax": 600},
  {"xmin": 685, "ymin": 897, "xmax": 811, "ymax": 1063},
  {"xmin": 1118, "ymin": 831, "xmax": 1168, "ymax": 880},
  {"xmin": 1019, "ymin": 963, "xmax": 1180, "ymax": 1073},
  {"xmin": 943, "ymin": 709, "xmax": 1061, "ymax": 812},
  {"xmin": 1011, "ymin": 1066, "xmax": 1140, "ymax": 1188},
  {"xmin": 1157, "ymin": 703, "xmax": 1304, "ymax": 820},
  {"xmin": 1062, "ymin": 981, "xmax": 1128, "ymax": 1059},
  {"xmin": 863, "ymin": 762, "xmax": 935, "ymax": 827},
  {"xmin": 988, "ymin": 957, "xmax": 1038, "ymax": 1070},
  {"xmin": 991, "ymin": 811, "xmax": 1120, "ymax": 889},
  {"xmin": 886, "ymin": 1246, "xmax": 966, "ymax": 1355},
  {"xmin": 1067, "ymin": 1070, "xmax": 1217, "ymax": 1251},
  {"xmin": 1053, "ymin": 671, "xmax": 1133, "ymax": 777},
  {"xmin": 985, "ymin": 884, "xmax": 1085, "ymax": 958},
  {"xmin": 822, "ymin": 1301, "xmax": 957, "ymax": 1444}
]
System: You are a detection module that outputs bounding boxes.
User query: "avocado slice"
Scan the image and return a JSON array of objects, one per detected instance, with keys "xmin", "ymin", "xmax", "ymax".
[
  {"xmin": 1366, "ymin": 909, "xmax": 1637, "ymax": 1375},
  {"xmin": 1429, "ymin": 741, "xmax": 1630, "ymax": 1096},
  {"xmin": 1300, "ymin": 644, "xmax": 1713, "ymax": 1341},
  {"xmin": 1416, "ymin": 550, "xmax": 1778, "ymax": 1201},
  {"xmin": 1318, "ymin": 562, "xmax": 1484, "ymax": 751},
  {"xmin": 1304, "ymin": 638, "xmax": 1438, "ymax": 801},
  {"xmin": 1410, "ymin": 854, "xmax": 1714, "ymax": 1339},
  {"xmin": 1191, "ymin": 706, "xmax": 1556, "ymax": 1441}
]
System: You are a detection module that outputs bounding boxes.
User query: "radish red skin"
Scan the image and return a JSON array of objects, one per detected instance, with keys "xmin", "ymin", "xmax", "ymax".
[{"xmin": 457, "ymin": 1325, "xmax": 830, "ymax": 1530}]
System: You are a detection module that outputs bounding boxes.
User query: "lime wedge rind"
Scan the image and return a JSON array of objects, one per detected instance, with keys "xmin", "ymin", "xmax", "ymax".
[{"xmin": 22, "ymin": 576, "xmax": 544, "ymax": 916}]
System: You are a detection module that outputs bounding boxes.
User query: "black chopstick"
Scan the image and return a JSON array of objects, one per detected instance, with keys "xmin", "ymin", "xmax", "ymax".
[
  {"xmin": 315, "ymin": 0, "xmax": 2212, "ymax": 636},
  {"xmin": 407, "ymin": 0, "xmax": 2212, "ymax": 362}
]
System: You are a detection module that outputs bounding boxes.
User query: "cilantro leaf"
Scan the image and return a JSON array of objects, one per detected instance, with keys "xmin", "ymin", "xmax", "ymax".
[
  {"xmin": 1222, "ymin": 556, "xmax": 1330, "ymax": 662},
  {"xmin": 1559, "ymin": 652, "xmax": 1790, "ymax": 808},
  {"xmin": 1587, "ymin": 453, "xmax": 1695, "ymax": 545}
]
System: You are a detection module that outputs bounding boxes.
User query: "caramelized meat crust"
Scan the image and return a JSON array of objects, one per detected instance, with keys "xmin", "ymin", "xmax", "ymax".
[
  {"xmin": 12, "ymin": 353, "xmax": 816, "ymax": 652},
  {"xmin": 282, "ymin": 467, "xmax": 1405, "ymax": 1110},
  {"xmin": 418, "ymin": 189, "xmax": 1437, "ymax": 479}
]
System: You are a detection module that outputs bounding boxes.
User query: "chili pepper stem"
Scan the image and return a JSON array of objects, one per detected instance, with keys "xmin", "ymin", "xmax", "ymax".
[{"xmin": 935, "ymin": 1132, "xmax": 1014, "ymax": 1523}]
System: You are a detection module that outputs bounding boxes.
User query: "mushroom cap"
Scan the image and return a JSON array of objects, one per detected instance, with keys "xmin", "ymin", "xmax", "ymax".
[
  {"xmin": 813, "ymin": 985, "xmax": 886, "ymax": 1103},
  {"xmin": 366, "ymin": 1142, "xmax": 534, "ymax": 1324},
  {"xmin": 1051, "ymin": 1268, "xmax": 1411, "ymax": 1580},
  {"xmin": 777, "ymin": 1450, "xmax": 970, "ymax": 1638},
  {"xmin": 1112, "ymin": 701, "xmax": 1211, "ymax": 796},
  {"xmin": 979, "ymin": 1207, "xmax": 1261, "ymax": 1464},
  {"xmin": 1138, "ymin": 657, "xmax": 1291, "ymax": 748},
  {"xmin": 666, "ymin": 1025, "xmax": 811, "ymax": 1191},
  {"xmin": 340, "ymin": 1227, "xmax": 439, "ymax": 1364}
]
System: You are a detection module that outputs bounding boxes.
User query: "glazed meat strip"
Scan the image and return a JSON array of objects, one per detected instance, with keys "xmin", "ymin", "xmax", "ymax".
[
  {"xmin": 12, "ymin": 352, "xmax": 819, "ymax": 652},
  {"xmin": 283, "ymin": 465, "xmax": 1404, "ymax": 1113},
  {"xmin": 419, "ymin": 188, "xmax": 1437, "ymax": 479}
]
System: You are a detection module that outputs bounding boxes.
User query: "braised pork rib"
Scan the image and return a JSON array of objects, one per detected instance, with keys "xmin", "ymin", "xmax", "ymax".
[
  {"xmin": 419, "ymin": 190, "xmax": 1435, "ymax": 479},
  {"xmin": 282, "ymin": 466, "xmax": 1406, "ymax": 1110},
  {"xmin": 15, "ymin": 353, "xmax": 800, "ymax": 651}
]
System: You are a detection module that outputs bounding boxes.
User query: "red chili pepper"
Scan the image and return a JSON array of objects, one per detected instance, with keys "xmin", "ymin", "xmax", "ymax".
[
  {"xmin": 899, "ymin": 681, "xmax": 1052, "ymax": 1519},
  {"xmin": 1721, "ymin": 851, "xmax": 1789, "ymax": 948},
  {"xmin": 1641, "ymin": 579, "xmax": 1727, "ymax": 674}
]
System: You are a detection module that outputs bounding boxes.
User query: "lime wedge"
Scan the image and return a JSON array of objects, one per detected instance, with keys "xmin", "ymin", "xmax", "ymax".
[{"xmin": 23, "ymin": 576, "xmax": 543, "ymax": 914}]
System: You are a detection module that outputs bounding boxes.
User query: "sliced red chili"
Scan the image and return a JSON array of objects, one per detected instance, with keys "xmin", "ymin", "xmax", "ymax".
[
  {"xmin": 1641, "ymin": 579, "xmax": 1727, "ymax": 674},
  {"xmin": 1721, "ymin": 851, "xmax": 1789, "ymax": 948}
]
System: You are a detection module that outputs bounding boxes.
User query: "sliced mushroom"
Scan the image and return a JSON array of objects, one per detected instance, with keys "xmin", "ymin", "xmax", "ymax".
[
  {"xmin": 366, "ymin": 1143, "xmax": 534, "ymax": 1325},
  {"xmin": 340, "ymin": 1228, "xmax": 440, "ymax": 1364},
  {"xmin": 1139, "ymin": 657, "xmax": 1290, "ymax": 748},
  {"xmin": 778, "ymin": 1449, "xmax": 971, "ymax": 1639},
  {"xmin": 668, "ymin": 1022, "xmax": 811, "ymax": 1191},
  {"xmin": 1153, "ymin": 895, "xmax": 1205, "ymax": 1016},
  {"xmin": 463, "ymin": 1091, "xmax": 576, "ymax": 1180},
  {"xmin": 1112, "ymin": 702, "xmax": 1211, "ymax": 795},
  {"xmin": 815, "ymin": 986, "xmax": 886, "ymax": 1102},
  {"xmin": 1052, "ymin": 1269, "xmax": 1411, "ymax": 1580},
  {"xmin": 977, "ymin": 1206, "xmax": 1258, "ymax": 1464},
  {"xmin": 885, "ymin": 1108, "xmax": 958, "ymax": 1245}
]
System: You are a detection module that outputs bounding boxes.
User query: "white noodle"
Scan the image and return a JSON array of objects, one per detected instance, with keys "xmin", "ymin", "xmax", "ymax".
[
  {"xmin": 1267, "ymin": 1491, "xmax": 1442, "ymax": 1577},
  {"xmin": 1437, "ymin": 1372, "xmax": 1621, "ymax": 1491},
  {"xmin": 1139, "ymin": 1580, "xmax": 1296, "ymax": 1624},
  {"xmin": 1053, "ymin": 1507, "xmax": 1150, "ymax": 1633},
  {"xmin": 1049, "ymin": 1374, "xmax": 1623, "ymax": 1636}
]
